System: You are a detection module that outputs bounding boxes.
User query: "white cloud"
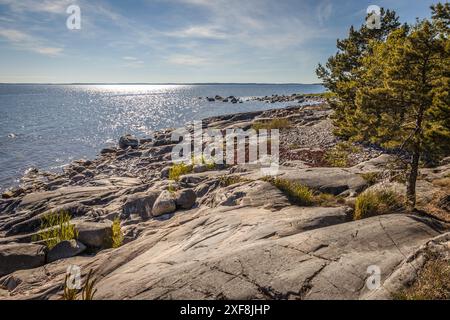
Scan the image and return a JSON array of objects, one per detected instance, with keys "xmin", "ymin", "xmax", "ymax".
[
  {"xmin": 0, "ymin": 28, "xmax": 63, "ymax": 56},
  {"xmin": 167, "ymin": 54, "xmax": 210, "ymax": 66},
  {"xmin": 0, "ymin": 0, "xmax": 72, "ymax": 14}
]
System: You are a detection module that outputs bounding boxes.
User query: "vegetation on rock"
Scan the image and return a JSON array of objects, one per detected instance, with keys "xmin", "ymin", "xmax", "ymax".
[
  {"xmin": 34, "ymin": 211, "xmax": 78, "ymax": 249},
  {"xmin": 354, "ymin": 188, "xmax": 404, "ymax": 220},
  {"xmin": 317, "ymin": 3, "xmax": 450, "ymax": 208}
]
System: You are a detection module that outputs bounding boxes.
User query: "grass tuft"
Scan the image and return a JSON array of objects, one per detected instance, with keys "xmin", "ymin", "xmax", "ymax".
[
  {"xmin": 34, "ymin": 210, "xmax": 78, "ymax": 249},
  {"xmin": 263, "ymin": 177, "xmax": 313, "ymax": 206},
  {"xmin": 354, "ymin": 188, "xmax": 404, "ymax": 220},
  {"xmin": 218, "ymin": 175, "xmax": 249, "ymax": 187},
  {"xmin": 111, "ymin": 217, "xmax": 123, "ymax": 249},
  {"xmin": 169, "ymin": 163, "xmax": 192, "ymax": 181}
]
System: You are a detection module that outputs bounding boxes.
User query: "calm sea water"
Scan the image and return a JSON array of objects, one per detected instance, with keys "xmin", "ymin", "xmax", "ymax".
[{"xmin": 0, "ymin": 84, "xmax": 324, "ymax": 190}]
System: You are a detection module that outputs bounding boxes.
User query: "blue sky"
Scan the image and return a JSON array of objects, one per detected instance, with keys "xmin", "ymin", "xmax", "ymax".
[{"xmin": 0, "ymin": 0, "xmax": 444, "ymax": 83}]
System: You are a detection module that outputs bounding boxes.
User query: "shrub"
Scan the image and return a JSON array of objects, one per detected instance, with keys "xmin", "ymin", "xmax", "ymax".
[
  {"xmin": 393, "ymin": 256, "xmax": 449, "ymax": 300},
  {"xmin": 252, "ymin": 118, "xmax": 292, "ymax": 131},
  {"xmin": 111, "ymin": 217, "xmax": 123, "ymax": 249},
  {"xmin": 34, "ymin": 210, "xmax": 78, "ymax": 249},
  {"xmin": 354, "ymin": 189, "xmax": 404, "ymax": 220},
  {"xmin": 324, "ymin": 142, "xmax": 360, "ymax": 167},
  {"xmin": 264, "ymin": 177, "xmax": 313, "ymax": 206},
  {"xmin": 169, "ymin": 163, "xmax": 192, "ymax": 181}
]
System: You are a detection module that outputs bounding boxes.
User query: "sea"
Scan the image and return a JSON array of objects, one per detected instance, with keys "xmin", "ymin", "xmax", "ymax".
[{"xmin": 0, "ymin": 83, "xmax": 324, "ymax": 190}]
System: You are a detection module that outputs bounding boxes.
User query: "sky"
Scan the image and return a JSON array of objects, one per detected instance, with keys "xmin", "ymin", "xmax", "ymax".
[{"xmin": 0, "ymin": 0, "xmax": 444, "ymax": 83}]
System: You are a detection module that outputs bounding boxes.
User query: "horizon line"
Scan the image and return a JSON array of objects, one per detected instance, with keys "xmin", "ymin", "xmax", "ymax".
[{"xmin": 0, "ymin": 82, "xmax": 324, "ymax": 86}]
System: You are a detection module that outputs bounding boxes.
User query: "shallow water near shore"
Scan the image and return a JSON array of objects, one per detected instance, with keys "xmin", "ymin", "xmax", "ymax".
[{"xmin": 0, "ymin": 83, "xmax": 324, "ymax": 190}]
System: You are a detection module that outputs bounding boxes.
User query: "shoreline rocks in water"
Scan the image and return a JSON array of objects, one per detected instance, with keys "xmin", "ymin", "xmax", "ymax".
[{"xmin": 0, "ymin": 100, "xmax": 448, "ymax": 300}]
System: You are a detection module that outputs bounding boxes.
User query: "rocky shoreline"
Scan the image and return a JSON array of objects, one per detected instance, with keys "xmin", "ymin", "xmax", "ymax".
[{"xmin": 0, "ymin": 100, "xmax": 449, "ymax": 300}]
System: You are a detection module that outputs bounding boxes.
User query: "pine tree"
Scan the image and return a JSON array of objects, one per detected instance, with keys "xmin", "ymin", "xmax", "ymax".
[
  {"xmin": 353, "ymin": 4, "xmax": 450, "ymax": 207},
  {"xmin": 316, "ymin": 9, "xmax": 401, "ymax": 138}
]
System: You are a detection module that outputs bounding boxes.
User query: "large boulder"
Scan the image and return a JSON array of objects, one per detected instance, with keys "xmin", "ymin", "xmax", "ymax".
[
  {"xmin": 76, "ymin": 221, "xmax": 113, "ymax": 248},
  {"xmin": 0, "ymin": 243, "xmax": 46, "ymax": 276},
  {"xmin": 122, "ymin": 191, "xmax": 160, "ymax": 219},
  {"xmin": 175, "ymin": 189, "xmax": 197, "ymax": 209},
  {"xmin": 152, "ymin": 191, "xmax": 176, "ymax": 217},
  {"xmin": 47, "ymin": 240, "xmax": 86, "ymax": 263},
  {"xmin": 119, "ymin": 134, "xmax": 139, "ymax": 149}
]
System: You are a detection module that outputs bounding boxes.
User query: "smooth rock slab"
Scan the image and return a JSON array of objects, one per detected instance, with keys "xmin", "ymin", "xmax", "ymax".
[
  {"xmin": 47, "ymin": 240, "xmax": 86, "ymax": 263},
  {"xmin": 0, "ymin": 243, "xmax": 46, "ymax": 276}
]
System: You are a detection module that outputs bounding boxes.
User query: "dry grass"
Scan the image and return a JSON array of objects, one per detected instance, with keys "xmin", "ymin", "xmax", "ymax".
[
  {"xmin": 263, "ymin": 177, "xmax": 313, "ymax": 206},
  {"xmin": 394, "ymin": 256, "xmax": 450, "ymax": 300},
  {"xmin": 218, "ymin": 175, "xmax": 249, "ymax": 187},
  {"xmin": 360, "ymin": 172, "xmax": 382, "ymax": 186},
  {"xmin": 354, "ymin": 188, "xmax": 404, "ymax": 220}
]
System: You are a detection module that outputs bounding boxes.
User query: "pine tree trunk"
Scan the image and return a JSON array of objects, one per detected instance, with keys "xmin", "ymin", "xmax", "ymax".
[{"xmin": 406, "ymin": 148, "xmax": 420, "ymax": 209}]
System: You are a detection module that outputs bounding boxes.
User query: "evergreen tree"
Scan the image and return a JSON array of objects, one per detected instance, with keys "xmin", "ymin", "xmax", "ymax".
[
  {"xmin": 319, "ymin": 3, "xmax": 449, "ymax": 207},
  {"xmin": 316, "ymin": 9, "xmax": 401, "ymax": 138}
]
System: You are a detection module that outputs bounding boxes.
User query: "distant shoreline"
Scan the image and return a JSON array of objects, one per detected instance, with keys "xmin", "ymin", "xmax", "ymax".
[{"xmin": 0, "ymin": 82, "xmax": 324, "ymax": 86}]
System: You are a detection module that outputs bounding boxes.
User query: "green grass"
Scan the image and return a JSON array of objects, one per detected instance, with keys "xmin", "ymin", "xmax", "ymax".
[
  {"xmin": 111, "ymin": 217, "xmax": 123, "ymax": 249},
  {"xmin": 264, "ymin": 177, "xmax": 313, "ymax": 206},
  {"xmin": 169, "ymin": 163, "xmax": 192, "ymax": 181},
  {"xmin": 324, "ymin": 142, "xmax": 361, "ymax": 167},
  {"xmin": 393, "ymin": 255, "xmax": 449, "ymax": 300},
  {"xmin": 252, "ymin": 118, "xmax": 292, "ymax": 131},
  {"xmin": 34, "ymin": 210, "xmax": 78, "ymax": 249},
  {"xmin": 354, "ymin": 189, "xmax": 404, "ymax": 220}
]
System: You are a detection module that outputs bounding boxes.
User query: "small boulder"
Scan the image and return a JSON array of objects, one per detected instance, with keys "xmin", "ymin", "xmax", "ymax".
[
  {"xmin": 0, "ymin": 243, "xmax": 46, "ymax": 276},
  {"xmin": 119, "ymin": 134, "xmax": 139, "ymax": 149},
  {"xmin": 175, "ymin": 189, "xmax": 197, "ymax": 209},
  {"xmin": 122, "ymin": 191, "xmax": 160, "ymax": 219},
  {"xmin": 100, "ymin": 147, "xmax": 117, "ymax": 155},
  {"xmin": 160, "ymin": 166, "xmax": 171, "ymax": 179},
  {"xmin": 76, "ymin": 221, "xmax": 113, "ymax": 248},
  {"xmin": 152, "ymin": 191, "xmax": 176, "ymax": 217},
  {"xmin": 71, "ymin": 174, "xmax": 85, "ymax": 183},
  {"xmin": 47, "ymin": 240, "xmax": 86, "ymax": 263}
]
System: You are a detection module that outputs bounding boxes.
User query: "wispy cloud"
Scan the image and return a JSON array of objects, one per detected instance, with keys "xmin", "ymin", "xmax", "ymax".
[
  {"xmin": 0, "ymin": 28, "xmax": 63, "ymax": 56},
  {"xmin": 0, "ymin": 0, "xmax": 72, "ymax": 14},
  {"xmin": 317, "ymin": 1, "xmax": 334, "ymax": 26},
  {"xmin": 167, "ymin": 54, "xmax": 210, "ymax": 66}
]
